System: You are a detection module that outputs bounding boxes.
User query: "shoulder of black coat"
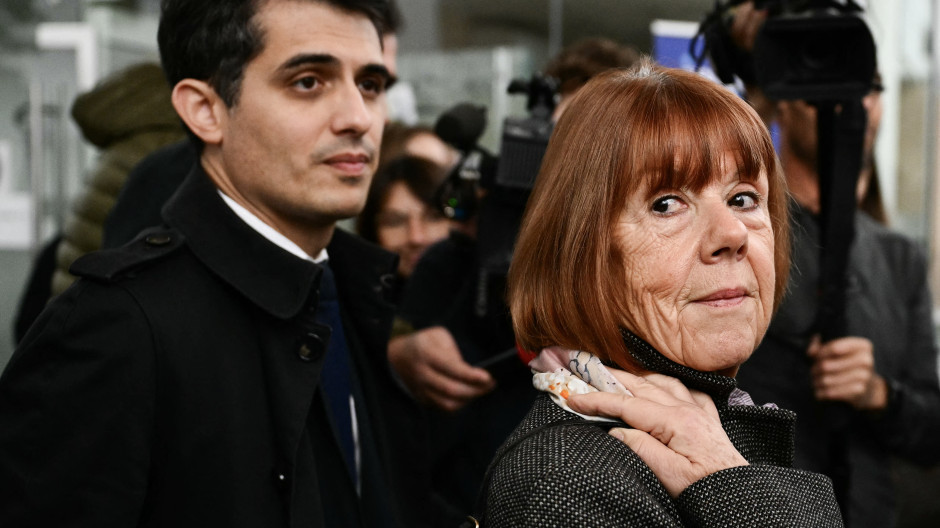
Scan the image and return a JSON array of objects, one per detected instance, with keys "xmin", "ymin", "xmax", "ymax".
[{"xmin": 70, "ymin": 227, "xmax": 186, "ymax": 283}]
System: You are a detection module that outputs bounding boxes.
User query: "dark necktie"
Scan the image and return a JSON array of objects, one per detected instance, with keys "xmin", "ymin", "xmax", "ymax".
[{"xmin": 307, "ymin": 261, "xmax": 358, "ymax": 487}]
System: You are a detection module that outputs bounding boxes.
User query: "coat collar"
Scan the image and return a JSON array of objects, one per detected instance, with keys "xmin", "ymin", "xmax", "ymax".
[
  {"xmin": 161, "ymin": 164, "xmax": 322, "ymax": 320},
  {"xmin": 161, "ymin": 164, "xmax": 399, "ymax": 323},
  {"xmin": 619, "ymin": 328, "xmax": 795, "ymax": 466},
  {"xmin": 620, "ymin": 328, "xmax": 737, "ymax": 400}
]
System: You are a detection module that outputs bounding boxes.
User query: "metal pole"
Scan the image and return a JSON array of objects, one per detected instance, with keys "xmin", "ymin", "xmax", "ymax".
[
  {"xmin": 548, "ymin": 0, "xmax": 563, "ymax": 60},
  {"xmin": 927, "ymin": 0, "xmax": 940, "ymax": 308},
  {"xmin": 28, "ymin": 80, "xmax": 44, "ymax": 257}
]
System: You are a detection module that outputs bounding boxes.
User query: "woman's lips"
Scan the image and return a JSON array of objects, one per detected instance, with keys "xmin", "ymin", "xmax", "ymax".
[{"xmin": 695, "ymin": 288, "xmax": 747, "ymax": 307}]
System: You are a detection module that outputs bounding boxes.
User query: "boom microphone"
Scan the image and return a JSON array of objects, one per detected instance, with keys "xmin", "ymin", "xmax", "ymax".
[{"xmin": 434, "ymin": 103, "xmax": 487, "ymax": 152}]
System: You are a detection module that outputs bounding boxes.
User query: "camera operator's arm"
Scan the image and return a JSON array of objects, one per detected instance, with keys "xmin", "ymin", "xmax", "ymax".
[
  {"xmin": 729, "ymin": 1, "xmax": 766, "ymax": 52},
  {"xmin": 810, "ymin": 239, "xmax": 940, "ymax": 466},
  {"xmin": 388, "ymin": 326, "xmax": 496, "ymax": 412},
  {"xmin": 728, "ymin": 1, "xmax": 776, "ymax": 124},
  {"xmin": 849, "ymin": 244, "xmax": 940, "ymax": 466}
]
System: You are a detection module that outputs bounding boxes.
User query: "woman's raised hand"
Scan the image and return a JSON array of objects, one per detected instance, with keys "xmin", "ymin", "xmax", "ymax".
[{"xmin": 566, "ymin": 370, "xmax": 748, "ymax": 498}]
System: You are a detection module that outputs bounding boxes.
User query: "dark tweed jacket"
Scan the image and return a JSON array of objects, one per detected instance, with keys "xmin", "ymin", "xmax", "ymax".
[{"xmin": 478, "ymin": 332, "xmax": 844, "ymax": 527}]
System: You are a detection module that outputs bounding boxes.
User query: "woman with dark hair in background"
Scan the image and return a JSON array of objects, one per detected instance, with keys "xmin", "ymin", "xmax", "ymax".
[{"xmin": 357, "ymin": 155, "xmax": 452, "ymax": 287}]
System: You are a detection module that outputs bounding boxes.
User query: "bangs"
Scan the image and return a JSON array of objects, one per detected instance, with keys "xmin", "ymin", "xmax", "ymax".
[{"xmin": 625, "ymin": 83, "xmax": 775, "ymax": 198}]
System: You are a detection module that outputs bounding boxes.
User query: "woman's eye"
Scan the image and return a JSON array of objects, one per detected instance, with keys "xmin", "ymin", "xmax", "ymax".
[
  {"xmin": 729, "ymin": 192, "xmax": 759, "ymax": 210},
  {"xmin": 651, "ymin": 195, "xmax": 683, "ymax": 214}
]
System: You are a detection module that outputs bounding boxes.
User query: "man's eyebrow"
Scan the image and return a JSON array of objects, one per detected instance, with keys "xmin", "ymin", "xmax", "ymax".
[
  {"xmin": 278, "ymin": 55, "xmax": 393, "ymax": 86},
  {"xmin": 362, "ymin": 63, "xmax": 393, "ymax": 85},
  {"xmin": 279, "ymin": 53, "xmax": 339, "ymax": 72}
]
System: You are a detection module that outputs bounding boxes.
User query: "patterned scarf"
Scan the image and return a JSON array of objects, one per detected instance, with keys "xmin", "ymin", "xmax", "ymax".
[
  {"xmin": 530, "ymin": 345, "xmax": 768, "ymax": 420},
  {"xmin": 529, "ymin": 346, "xmax": 634, "ymax": 422}
]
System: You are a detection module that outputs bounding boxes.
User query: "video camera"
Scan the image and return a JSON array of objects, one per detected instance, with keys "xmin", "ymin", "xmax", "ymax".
[
  {"xmin": 694, "ymin": 0, "xmax": 876, "ymax": 100},
  {"xmin": 434, "ymin": 74, "xmax": 557, "ymax": 319},
  {"xmin": 433, "ymin": 74, "xmax": 557, "ymax": 220},
  {"xmin": 415, "ymin": 75, "xmax": 556, "ymax": 375}
]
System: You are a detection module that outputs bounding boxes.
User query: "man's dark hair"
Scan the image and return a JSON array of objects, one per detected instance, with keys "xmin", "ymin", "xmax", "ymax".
[
  {"xmin": 384, "ymin": 0, "xmax": 402, "ymax": 34},
  {"xmin": 158, "ymin": 0, "xmax": 392, "ymax": 108}
]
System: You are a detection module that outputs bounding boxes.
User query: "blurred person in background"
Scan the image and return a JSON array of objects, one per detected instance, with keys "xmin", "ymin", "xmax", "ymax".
[
  {"xmin": 544, "ymin": 36, "xmax": 640, "ymax": 121},
  {"xmin": 357, "ymin": 155, "xmax": 452, "ymax": 288},
  {"xmin": 13, "ymin": 62, "xmax": 185, "ymax": 343},
  {"xmin": 379, "ymin": 121, "xmax": 459, "ymax": 171}
]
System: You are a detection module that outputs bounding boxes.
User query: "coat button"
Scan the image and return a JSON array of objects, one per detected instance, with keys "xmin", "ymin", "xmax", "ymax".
[
  {"xmin": 273, "ymin": 470, "xmax": 290, "ymax": 493},
  {"xmin": 298, "ymin": 332, "xmax": 326, "ymax": 361},
  {"xmin": 145, "ymin": 233, "xmax": 172, "ymax": 246}
]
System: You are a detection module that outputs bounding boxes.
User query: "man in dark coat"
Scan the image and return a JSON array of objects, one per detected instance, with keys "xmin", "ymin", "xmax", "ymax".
[{"xmin": 0, "ymin": 0, "xmax": 417, "ymax": 526}]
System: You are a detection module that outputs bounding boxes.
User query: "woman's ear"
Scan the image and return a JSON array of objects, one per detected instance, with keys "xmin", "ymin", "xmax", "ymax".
[{"xmin": 171, "ymin": 79, "xmax": 225, "ymax": 145}]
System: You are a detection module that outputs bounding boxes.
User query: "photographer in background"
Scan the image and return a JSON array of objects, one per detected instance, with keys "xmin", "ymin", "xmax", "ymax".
[
  {"xmin": 386, "ymin": 37, "xmax": 638, "ymax": 525},
  {"xmin": 723, "ymin": 3, "xmax": 940, "ymax": 527}
]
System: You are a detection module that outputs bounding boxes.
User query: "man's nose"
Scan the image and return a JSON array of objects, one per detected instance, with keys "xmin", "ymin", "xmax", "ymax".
[{"xmin": 331, "ymin": 82, "xmax": 375, "ymax": 136}]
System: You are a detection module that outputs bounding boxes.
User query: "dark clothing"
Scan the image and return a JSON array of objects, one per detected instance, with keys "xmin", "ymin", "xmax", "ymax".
[
  {"xmin": 0, "ymin": 166, "xmax": 411, "ymax": 528},
  {"xmin": 738, "ymin": 202, "xmax": 940, "ymax": 528},
  {"xmin": 481, "ymin": 332, "xmax": 845, "ymax": 527},
  {"xmin": 52, "ymin": 62, "xmax": 185, "ymax": 296},
  {"xmin": 12, "ymin": 234, "xmax": 61, "ymax": 344},
  {"xmin": 12, "ymin": 63, "xmax": 183, "ymax": 341},
  {"xmin": 401, "ymin": 230, "xmax": 516, "ymax": 365},
  {"xmin": 399, "ymin": 230, "xmax": 537, "ymax": 525},
  {"xmin": 102, "ymin": 139, "xmax": 195, "ymax": 249}
]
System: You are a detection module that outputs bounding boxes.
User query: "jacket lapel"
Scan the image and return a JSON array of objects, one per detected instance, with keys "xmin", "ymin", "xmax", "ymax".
[{"xmin": 162, "ymin": 166, "xmax": 328, "ymax": 474}]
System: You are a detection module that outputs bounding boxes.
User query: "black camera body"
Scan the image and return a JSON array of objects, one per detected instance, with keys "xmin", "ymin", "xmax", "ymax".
[
  {"xmin": 417, "ymin": 76, "xmax": 556, "ymax": 373},
  {"xmin": 698, "ymin": 0, "xmax": 876, "ymax": 100},
  {"xmin": 753, "ymin": 2, "xmax": 876, "ymax": 100},
  {"xmin": 433, "ymin": 74, "xmax": 556, "ymax": 288},
  {"xmin": 495, "ymin": 75, "xmax": 557, "ymax": 190},
  {"xmin": 473, "ymin": 75, "xmax": 556, "ymax": 321}
]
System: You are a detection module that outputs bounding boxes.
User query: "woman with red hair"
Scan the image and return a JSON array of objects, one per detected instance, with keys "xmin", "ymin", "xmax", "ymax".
[{"xmin": 476, "ymin": 60, "xmax": 842, "ymax": 527}]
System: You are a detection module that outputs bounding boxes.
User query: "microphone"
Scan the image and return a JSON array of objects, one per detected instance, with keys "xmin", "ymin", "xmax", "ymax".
[{"xmin": 434, "ymin": 103, "xmax": 487, "ymax": 152}]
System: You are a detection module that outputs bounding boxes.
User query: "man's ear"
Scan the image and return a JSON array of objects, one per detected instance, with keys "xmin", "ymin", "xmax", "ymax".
[{"xmin": 171, "ymin": 79, "xmax": 226, "ymax": 145}]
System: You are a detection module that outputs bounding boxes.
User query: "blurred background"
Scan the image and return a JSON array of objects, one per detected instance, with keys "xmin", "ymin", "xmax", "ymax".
[
  {"xmin": 0, "ymin": 1, "xmax": 937, "ymax": 525},
  {"xmin": 1, "ymin": 0, "xmax": 937, "ymax": 375}
]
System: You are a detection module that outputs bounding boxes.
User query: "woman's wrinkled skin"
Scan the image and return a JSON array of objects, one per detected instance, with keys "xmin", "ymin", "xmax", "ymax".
[
  {"xmin": 615, "ymin": 152, "xmax": 776, "ymax": 377},
  {"xmin": 569, "ymin": 152, "xmax": 776, "ymax": 497}
]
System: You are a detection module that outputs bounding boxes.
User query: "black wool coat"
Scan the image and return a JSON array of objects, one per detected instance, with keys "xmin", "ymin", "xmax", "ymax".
[{"xmin": 0, "ymin": 167, "xmax": 416, "ymax": 528}]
